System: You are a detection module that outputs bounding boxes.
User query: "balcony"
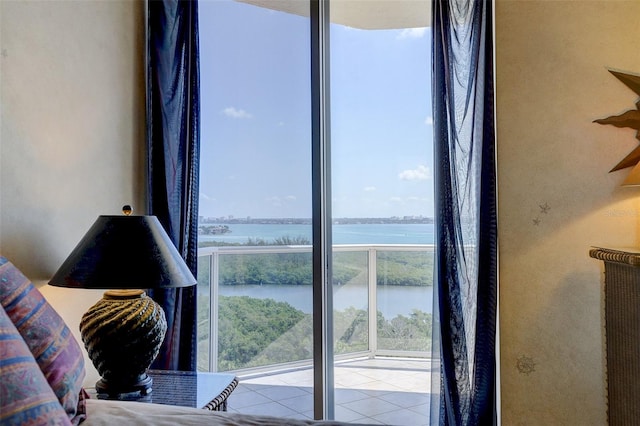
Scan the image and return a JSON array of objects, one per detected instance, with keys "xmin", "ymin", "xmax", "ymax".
[{"xmin": 197, "ymin": 244, "xmax": 434, "ymax": 424}]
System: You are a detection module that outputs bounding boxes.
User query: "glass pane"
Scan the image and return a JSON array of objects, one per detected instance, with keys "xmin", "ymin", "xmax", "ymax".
[
  {"xmin": 376, "ymin": 250, "xmax": 433, "ymax": 352},
  {"xmin": 197, "ymin": 255, "xmax": 211, "ymax": 372},
  {"xmin": 197, "ymin": 0, "xmax": 314, "ymax": 418},
  {"xmin": 330, "ymin": 7, "xmax": 433, "ymax": 424},
  {"xmin": 217, "ymin": 250, "xmax": 313, "ymax": 371},
  {"xmin": 333, "ymin": 250, "xmax": 369, "ymax": 355}
]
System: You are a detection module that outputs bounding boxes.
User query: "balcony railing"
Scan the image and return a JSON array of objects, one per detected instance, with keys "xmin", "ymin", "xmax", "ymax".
[{"xmin": 197, "ymin": 244, "xmax": 434, "ymax": 374}]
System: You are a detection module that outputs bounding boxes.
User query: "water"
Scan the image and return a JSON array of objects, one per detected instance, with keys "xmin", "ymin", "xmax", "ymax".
[
  {"xmin": 199, "ymin": 222, "xmax": 435, "ymax": 318},
  {"xmin": 217, "ymin": 283, "xmax": 432, "ymax": 319},
  {"xmin": 199, "ymin": 222, "xmax": 434, "ymax": 245}
]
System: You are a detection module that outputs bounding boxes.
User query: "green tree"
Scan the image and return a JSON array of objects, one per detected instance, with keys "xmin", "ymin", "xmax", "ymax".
[
  {"xmin": 217, "ymin": 296, "xmax": 306, "ymax": 370},
  {"xmin": 213, "ymin": 295, "xmax": 432, "ymax": 371}
]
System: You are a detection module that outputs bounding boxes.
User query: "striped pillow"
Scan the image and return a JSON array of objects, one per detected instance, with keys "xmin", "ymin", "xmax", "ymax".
[
  {"xmin": 0, "ymin": 256, "xmax": 86, "ymax": 425},
  {"xmin": 0, "ymin": 303, "xmax": 72, "ymax": 425}
]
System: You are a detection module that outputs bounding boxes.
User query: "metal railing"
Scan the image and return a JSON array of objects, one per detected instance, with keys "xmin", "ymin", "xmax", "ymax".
[{"xmin": 197, "ymin": 244, "xmax": 434, "ymax": 374}]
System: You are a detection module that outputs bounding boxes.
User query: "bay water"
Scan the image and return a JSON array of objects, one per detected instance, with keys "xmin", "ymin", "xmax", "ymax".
[
  {"xmin": 201, "ymin": 222, "xmax": 434, "ymax": 318},
  {"xmin": 218, "ymin": 283, "xmax": 432, "ymax": 319},
  {"xmin": 199, "ymin": 222, "xmax": 434, "ymax": 245}
]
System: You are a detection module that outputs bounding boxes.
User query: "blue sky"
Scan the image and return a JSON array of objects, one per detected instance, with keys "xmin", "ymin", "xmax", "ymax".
[{"xmin": 198, "ymin": 0, "xmax": 433, "ymax": 219}]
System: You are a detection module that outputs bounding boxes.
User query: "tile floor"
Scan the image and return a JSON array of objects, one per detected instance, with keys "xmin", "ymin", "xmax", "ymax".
[{"xmin": 227, "ymin": 357, "xmax": 433, "ymax": 425}]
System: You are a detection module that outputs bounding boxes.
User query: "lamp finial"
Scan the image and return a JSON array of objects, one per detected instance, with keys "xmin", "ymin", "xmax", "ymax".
[{"xmin": 122, "ymin": 205, "xmax": 133, "ymax": 216}]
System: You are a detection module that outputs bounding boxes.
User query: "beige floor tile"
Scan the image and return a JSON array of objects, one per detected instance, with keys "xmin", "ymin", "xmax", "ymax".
[{"xmin": 231, "ymin": 357, "xmax": 433, "ymax": 425}]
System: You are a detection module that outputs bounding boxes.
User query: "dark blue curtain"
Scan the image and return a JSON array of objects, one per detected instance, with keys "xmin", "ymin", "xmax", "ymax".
[
  {"xmin": 432, "ymin": 0, "xmax": 497, "ymax": 425},
  {"xmin": 146, "ymin": 0, "xmax": 200, "ymax": 372}
]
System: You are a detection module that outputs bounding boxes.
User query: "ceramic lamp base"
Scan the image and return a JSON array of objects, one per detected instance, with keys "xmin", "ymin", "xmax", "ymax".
[{"xmin": 80, "ymin": 290, "xmax": 167, "ymax": 398}]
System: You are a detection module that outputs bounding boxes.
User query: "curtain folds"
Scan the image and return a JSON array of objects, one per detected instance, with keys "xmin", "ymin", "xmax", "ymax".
[
  {"xmin": 146, "ymin": 0, "xmax": 201, "ymax": 372},
  {"xmin": 432, "ymin": 0, "xmax": 497, "ymax": 425}
]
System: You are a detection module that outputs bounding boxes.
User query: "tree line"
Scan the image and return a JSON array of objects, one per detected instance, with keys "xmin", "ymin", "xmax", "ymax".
[{"xmin": 209, "ymin": 248, "xmax": 433, "ymax": 287}]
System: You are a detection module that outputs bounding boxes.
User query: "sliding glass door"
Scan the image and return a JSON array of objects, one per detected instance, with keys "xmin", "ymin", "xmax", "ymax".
[
  {"xmin": 197, "ymin": 0, "xmax": 313, "ymax": 377},
  {"xmin": 330, "ymin": 4, "xmax": 433, "ymax": 424},
  {"xmin": 197, "ymin": 1, "xmax": 432, "ymax": 423}
]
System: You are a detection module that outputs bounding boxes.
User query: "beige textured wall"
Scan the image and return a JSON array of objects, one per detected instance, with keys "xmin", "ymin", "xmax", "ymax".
[
  {"xmin": 0, "ymin": 0, "xmax": 145, "ymax": 277},
  {"xmin": 0, "ymin": 0, "xmax": 145, "ymax": 386},
  {"xmin": 496, "ymin": 0, "xmax": 640, "ymax": 424}
]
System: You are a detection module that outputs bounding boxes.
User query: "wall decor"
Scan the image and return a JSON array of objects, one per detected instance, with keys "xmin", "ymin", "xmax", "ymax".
[
  {"xmin": 516, "ymin": 355, "xmax": 536, "ymax": 375},
  {"xmin": 532, "ymin": 202, "xmax": 550, "ymax": 226},
  {"xmin": 594, "ymin": 69, "xmax": 640, "ymax": 184}
]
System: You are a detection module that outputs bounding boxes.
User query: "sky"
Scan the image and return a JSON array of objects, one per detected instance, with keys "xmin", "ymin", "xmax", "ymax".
[{"xmin": 198, "ymin": 0, "xmax": 433, "ymax": 219}]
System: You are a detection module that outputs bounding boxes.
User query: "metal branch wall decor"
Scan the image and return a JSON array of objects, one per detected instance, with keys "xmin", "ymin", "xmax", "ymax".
[{"xmin": 594, "ymin": 69, "xmax": 640, "ymax": 185}]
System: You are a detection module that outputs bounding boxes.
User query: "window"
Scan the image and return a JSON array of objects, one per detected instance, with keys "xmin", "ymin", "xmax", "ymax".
[
  {"xmin": 197, "ymin": 1, "xmax": 432, "ymax": 423},
  {"xmin": 197, "ymin": 0, "xmax": 312, "ymax": 374}
]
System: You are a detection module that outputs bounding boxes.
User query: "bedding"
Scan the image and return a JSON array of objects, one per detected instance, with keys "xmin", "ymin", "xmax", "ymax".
[
  {"xmin": 0, "ymin": 256, "xmax": 86, "ymax": 425},
  {"xmin": 0, "ymin": 304, "xmax": 72, "ymax": 426},
  {"xmin": 84, "ymin": 399, "xmax": 370, "ymax": 425}
]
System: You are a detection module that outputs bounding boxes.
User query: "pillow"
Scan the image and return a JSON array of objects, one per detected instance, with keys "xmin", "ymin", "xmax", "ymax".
[
  {"xmin": 0, "ymin": 303, "xmax": 72, "ymax": 426},
  {"xmin": 0, "ymin": 256, "xmax": 86, "ymax": 425}
]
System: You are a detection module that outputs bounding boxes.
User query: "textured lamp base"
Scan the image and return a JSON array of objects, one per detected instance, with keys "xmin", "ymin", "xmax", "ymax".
[{"xmin": 80, "ymin": 290, "xmax": 167, "ymax": 398}]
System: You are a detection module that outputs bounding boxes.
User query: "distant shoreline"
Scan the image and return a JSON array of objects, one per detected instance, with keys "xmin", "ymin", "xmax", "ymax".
[{"xmin": 199, "ymin": 217, "xmax": 434, "ymax": 225}]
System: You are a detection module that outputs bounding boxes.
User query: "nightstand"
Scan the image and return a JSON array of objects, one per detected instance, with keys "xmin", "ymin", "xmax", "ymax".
[{"xmin": 86, "ymin": 369, "xmax": 238, "ymax": 411}]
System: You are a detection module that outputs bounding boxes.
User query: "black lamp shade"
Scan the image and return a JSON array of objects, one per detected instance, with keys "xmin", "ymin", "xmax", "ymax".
[{"xmin": 49, "ymin": 215, "xmax": 196, "ymax": 289}]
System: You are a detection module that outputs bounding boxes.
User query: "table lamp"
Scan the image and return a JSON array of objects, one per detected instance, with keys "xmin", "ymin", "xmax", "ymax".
[{"xmin": 49, "ymin": 206, "xmax": 197, "ymax": 398}]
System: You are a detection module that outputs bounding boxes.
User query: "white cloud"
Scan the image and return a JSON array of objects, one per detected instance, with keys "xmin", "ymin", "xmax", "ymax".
[
  {"xmin": 364, "ymin": 186, "xmax": 377, "ymax": 192},
  {"xmin": 425, "ymin": 116, "xmax": 433, "ymax": 125},
  {"xmin": 398, "ymin": 165, "xmax": 430, "ymax": 181},
  {"xmin": 397, "ymin": 28, "xmax": 427, "ymax": 40},
  {"xmin": 222, "ymin": 107, "xmax": 253, "ymax": 119},
  {"xmin": 200, "ymin": 192, "xmax": 213, "ymax": 201},
  {"xmin": 266, "ymin": 196, "xmax": 282, "ymax": 207},
  {"xmin": 389, "ymin": 197, "xmax": 403, "ymax": 203},
  {"xmin": 267, "ymin": 195, "xmax": 297, "ymax": 206}
]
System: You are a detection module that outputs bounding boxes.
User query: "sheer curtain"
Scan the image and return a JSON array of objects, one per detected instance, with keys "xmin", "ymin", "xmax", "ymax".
[
  {"xmin": 146, "ymin": 0, "xmax": 201, "ymax": 372},
  {"xmin": 431, "ymin": 0, "xmax": 498, "ymax": 425}
]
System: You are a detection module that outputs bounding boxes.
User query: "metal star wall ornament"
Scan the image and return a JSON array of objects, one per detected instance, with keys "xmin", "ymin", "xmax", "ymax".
[{"xmin": 594, "ymin": 69, "xmax": 640, "ymax": 177}]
